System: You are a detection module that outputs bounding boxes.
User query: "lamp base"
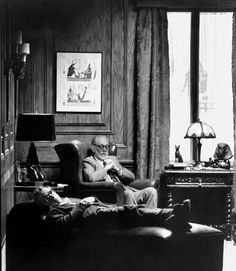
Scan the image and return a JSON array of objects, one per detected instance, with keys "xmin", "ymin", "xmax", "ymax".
[
  {"xmin": 26, "ymin": 142, "xmax": 45, "ymax": 182},
  {"xmin": 26, "ymin": 142, "xmax": 39, "ymax": 165},
  {"xmin": 196, "ymin": 138, "xmax": 202, "ymax": 164},
  {"xmin": 193, "ymin": 161, "xmax": 204, "ymax": 170}
]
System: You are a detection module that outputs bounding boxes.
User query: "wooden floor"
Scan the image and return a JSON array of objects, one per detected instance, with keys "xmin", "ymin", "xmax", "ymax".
[{"xmin": 223, "ymin": 240, "xmax": 236, "ymax": 271}]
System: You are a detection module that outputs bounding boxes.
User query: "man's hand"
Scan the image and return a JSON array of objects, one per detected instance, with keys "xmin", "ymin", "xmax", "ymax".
[{"xmin": 103, "ymin": 159, "xmax": 120, "ymax": 173}]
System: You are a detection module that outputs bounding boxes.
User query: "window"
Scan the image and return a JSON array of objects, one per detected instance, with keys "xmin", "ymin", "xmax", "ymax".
[
  {"xmin": 168, "ymin": 12, "xmax": 191, "ymax": 162},
  {"xmin": 168, "ymin": 12, "xmax": 234, "ymax": 163}
]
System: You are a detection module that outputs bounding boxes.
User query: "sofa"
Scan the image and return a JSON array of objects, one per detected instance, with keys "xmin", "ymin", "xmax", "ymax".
[{"xmin": 7, "ymin": 201, "xmax": 224, "ymax": 271}]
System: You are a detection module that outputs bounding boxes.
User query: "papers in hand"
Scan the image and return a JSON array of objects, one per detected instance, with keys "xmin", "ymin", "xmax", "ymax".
[
  {"xmin": 169, "ymin": 162, "xmax": 188, "ymax": 167},
  {"xmin": 81, "ymin": 196, "xmax": 96, "ymax": 205}
]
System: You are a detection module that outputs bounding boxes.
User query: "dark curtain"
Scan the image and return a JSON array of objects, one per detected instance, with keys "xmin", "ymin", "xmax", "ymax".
[
  {"xmin": 135, "ymin": 9, "xmax": 170, "ymax": 179},
  {"xmin": 232, "ymin": 12, "xmax": 236, "ymax": 212}
]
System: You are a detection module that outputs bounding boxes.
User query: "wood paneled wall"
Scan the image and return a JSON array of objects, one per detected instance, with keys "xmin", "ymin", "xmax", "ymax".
[
  {"xmin": 1, "ymin": 1, "xmax": 16, "ymax": 270},
  {"xmin": 14, "ymin": 0, "xmax": 137, "ymax": 176},
  {"xmin": 136, "ymin": 0, "xmax": 236, "ymax": 9},
  {"xmin": 13, "ymin": 0, "xmax": 236, "ymax": 177}
]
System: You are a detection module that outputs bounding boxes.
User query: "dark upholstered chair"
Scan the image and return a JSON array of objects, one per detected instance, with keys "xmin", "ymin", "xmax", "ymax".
[
  {"xmin": 7, "ymin": 202, "xmax": 224, "ymax": 271},
  {"xmin": 54, "ymin": 140, "xmax": 159, "ymax": 205}
]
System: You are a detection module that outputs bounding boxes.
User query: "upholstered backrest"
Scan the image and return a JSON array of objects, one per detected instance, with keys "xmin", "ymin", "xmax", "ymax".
[
  {"xmin": 7, "ymin": 201, "xmax": 49, "ymax": 230},
  {"xmin": 54, "ymin": 140, "xmax": 89, "ymax": 187},
  {"xmin": 7, "ymin": 202, "xmax": 71, "ymax": 246},
  {"xmin": 54, "ymin": 140, "xmax": 117, "ymax": 190},
  {"xmin": 7, "ymin": 202, "xmax": 49, "ymax": 245}
]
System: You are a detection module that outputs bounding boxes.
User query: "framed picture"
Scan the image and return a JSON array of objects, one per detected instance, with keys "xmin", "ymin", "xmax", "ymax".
[{"xmin": 56, "ymin": 52, "xmax": 102, "ymax": 113}]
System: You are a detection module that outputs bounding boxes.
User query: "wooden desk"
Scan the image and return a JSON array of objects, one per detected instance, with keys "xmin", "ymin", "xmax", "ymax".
[{"xmin": 160, "ymin": 168, "xmax": 234, "ymax": 240}]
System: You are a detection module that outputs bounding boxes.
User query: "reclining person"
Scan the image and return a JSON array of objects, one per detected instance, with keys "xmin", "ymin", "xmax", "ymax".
[
  {"xmin": 83, "ymin": 135, "xmax": 157, "ymax": 208},
  {"xmin": 33, "ymin": 186, "xmax": 192, "ymax": 234}
]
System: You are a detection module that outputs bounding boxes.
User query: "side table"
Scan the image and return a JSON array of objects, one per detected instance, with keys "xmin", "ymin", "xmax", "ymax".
[
  {"xmin": 14, "ymin": 182, "xmax": 68, "ymax": 203},
  {"xmin": 160, "ymin": 168, "xmax": 234, "ymax": 240}
]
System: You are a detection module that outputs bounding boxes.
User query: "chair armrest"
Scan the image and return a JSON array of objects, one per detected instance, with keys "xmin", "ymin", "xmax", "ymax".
[
  {"xmin": 128, "ymin": 178, "xmax": 160, "ymax": 190},
  {"xmin": 79, "ymin": 181, "xmax": 121, "ymax": 190}
]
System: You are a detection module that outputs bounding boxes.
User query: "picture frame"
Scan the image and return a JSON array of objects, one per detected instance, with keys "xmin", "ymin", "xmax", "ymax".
[{"xmin": 56, "ymin": 52, "xmax": 102, "ymax": 113}]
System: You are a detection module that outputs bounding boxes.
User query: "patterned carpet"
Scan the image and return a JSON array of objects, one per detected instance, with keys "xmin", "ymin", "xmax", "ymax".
[{"xmin": 223, "ymin": 240, "xmax": 236, "ymax": 271}]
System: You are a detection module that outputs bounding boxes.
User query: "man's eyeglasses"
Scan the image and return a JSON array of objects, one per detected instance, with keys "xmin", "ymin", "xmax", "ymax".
[{"xmin": 93, "ymin": 144, "xmax": 110, "ymax": 151}]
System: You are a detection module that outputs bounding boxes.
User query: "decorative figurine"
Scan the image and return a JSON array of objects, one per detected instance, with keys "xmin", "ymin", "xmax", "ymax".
[
  {"xmin": 175, "ymin": 145, "xmax": 183, "ymax": 163},
  {"xmin": 211, "ymin": 143, "xmax": 233, "ymax": 169}
]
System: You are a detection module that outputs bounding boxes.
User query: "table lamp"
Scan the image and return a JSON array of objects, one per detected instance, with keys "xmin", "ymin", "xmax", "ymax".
[
  {"xmin": 184, "ymin": 119, "xmax": 216, "ymax": 164},
  {"xmin": 16, "ymin": 113, "xmax": 56, "ymax": 176}
]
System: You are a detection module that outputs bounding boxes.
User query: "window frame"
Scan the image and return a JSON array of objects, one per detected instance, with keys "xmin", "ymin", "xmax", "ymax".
[{"xmin": 168, "ymin": 9, "xmax": 234, "ymax": 162}]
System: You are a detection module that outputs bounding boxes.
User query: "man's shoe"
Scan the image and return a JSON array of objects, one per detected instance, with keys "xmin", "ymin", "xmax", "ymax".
[
  {"xmin": 165, "ymin": 199, "xmax": 192, "ymax": 234},
  {"xmin": 165, "ymin": 214, "xmax": 192, "ymax": 234},
  {"xmin": 183, "ymin": 199, "xmax": 191, "ymax": 219},
  {"xmin": 173, "ymin": 199, "xmax": 191, "ymax": 223}
]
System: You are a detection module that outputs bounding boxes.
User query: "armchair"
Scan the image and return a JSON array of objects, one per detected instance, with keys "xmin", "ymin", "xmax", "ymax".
[{"xmin": 54, "ymin": 140, "xmax": 159, "ymax": 205}]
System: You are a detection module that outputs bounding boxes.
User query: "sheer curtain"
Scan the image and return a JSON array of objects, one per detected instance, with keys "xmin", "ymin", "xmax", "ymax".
[{"xmin": 135, "ymin": 9, "xmax": 170, "ymax": 179}]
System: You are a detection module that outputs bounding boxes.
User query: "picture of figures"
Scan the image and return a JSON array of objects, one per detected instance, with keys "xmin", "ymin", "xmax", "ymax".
[
  {"xmin": 56, "ymin": 52, "xmax": 102, "ymax": 112},
  {"xmin": 67, "ymin": 61, "xmax": 94, "ymax": 80}
]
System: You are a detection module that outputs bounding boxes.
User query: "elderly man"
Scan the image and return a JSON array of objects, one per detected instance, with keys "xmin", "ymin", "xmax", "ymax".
[
  {"xmin": 33, "ymin": 186, "xmax": 191, "ymax": 233},
  {"xmin": 82, "ymin": 135, "xmax": 157, "ymax": 208}
]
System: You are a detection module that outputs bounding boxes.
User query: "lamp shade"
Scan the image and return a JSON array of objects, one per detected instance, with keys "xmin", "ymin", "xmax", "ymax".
[
  {"xmin": 184, "ymin": 120, "xmax": 216, "ymax": 139},
  {"xmin": 16, "ymin": 113, "xmax": 56, "ymax": 141}
]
